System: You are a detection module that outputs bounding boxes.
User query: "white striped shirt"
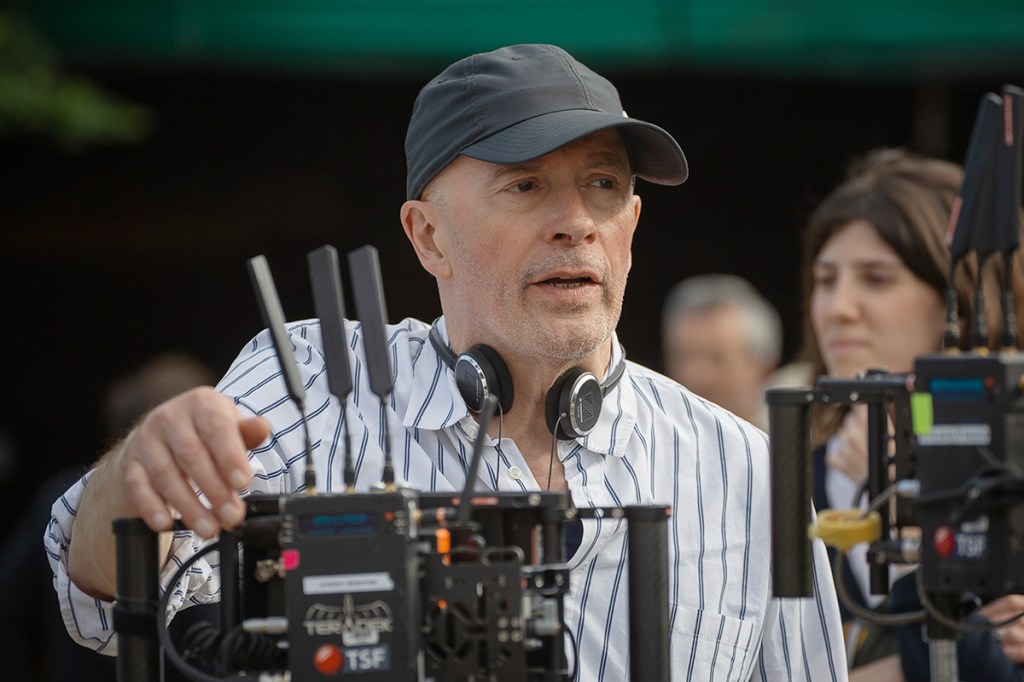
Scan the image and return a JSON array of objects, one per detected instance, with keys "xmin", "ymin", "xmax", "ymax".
[{"xmin": 46, "ymin": 316, "xmax": 847, "ymax": 680}]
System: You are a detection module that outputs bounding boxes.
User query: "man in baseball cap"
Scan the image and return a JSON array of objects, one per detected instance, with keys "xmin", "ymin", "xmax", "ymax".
[
  {"xmin": 399, "ymin": 43, "xmax": 845, "ymax": 680},
  {"xmin": 53, "ymin": 43, "xmax": 844, "ymax": 682}
]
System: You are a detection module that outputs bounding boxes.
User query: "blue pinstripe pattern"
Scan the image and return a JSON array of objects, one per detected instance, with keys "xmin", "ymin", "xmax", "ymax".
[
  {"xmin": 45, "ymin": 316, "xmax": 846, "ymax": 679},
  {"xmin": 714, "ymin": 415, "xmax": 730, "ymax": 617}
]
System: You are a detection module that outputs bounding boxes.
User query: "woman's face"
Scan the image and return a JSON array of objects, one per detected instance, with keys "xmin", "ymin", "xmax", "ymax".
[{"xmin": 811, "ymin": 220, "xmax": 946, "ymax": 378}]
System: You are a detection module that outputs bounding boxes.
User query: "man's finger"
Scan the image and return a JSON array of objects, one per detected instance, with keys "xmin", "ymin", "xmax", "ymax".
[
  {"xmin": 122, "ymin": 457, "xmax": 173, "ymax": 532},
  {"xmin": 239, "ymin": 416, "xmax": 271, "ymax": 455},
  {"xmin": 133, "ymin": 426, "xmax": 221, "ymax": 538}
]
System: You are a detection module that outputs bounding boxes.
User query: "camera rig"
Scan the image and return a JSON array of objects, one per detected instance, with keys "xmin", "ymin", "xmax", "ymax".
[
  {"xmin": 767, "ymin": 83, "xmax": 1024, "ymax": 682},
  {"xmin": 113, "ymin": 488, "xmax": 672, "ymax": 681},
  {"xmin": 110, "ymin": 244, "xmax": 673, "ymax": 681}
]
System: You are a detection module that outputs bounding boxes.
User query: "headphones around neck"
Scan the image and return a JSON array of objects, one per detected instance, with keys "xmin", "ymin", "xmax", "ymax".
[{"xmin": 428, "ymin": 318, "xmax": 626, "ymax": 440}]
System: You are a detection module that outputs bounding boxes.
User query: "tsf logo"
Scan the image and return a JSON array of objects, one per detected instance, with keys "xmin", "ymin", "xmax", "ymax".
[{"xmin": 343, "ymin": 645, "xmax": 390, "ymax": 673}]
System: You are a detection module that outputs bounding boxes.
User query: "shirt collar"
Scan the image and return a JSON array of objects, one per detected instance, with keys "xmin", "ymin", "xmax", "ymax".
[{"xmin": 402, "ymin": 317, "xmax": 635, "ymax": 458}]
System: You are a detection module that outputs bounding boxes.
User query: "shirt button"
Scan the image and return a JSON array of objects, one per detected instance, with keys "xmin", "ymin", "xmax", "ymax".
[
  {"xmin": 464, "ymin": 423, "xmax": 478, "ymax": 439},
  {"xmin": 508, "ymin": 466, "xmax": 522, "ymax": 480}
]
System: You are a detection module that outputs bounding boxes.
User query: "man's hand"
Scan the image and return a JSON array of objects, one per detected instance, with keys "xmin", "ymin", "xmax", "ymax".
[
  {"xmin": 119, "ymin": 387, "xmax": 268, "ymax": 538},
  {"xmin": 67, "ymin": 387, "xmax": 270, "ymax": 599},
  {"xmin": 979, "ymin": 594, "xmax": 1024, "ymax": 663}
]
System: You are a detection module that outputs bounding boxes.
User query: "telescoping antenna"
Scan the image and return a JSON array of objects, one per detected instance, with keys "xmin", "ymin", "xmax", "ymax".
[
  {"xmin": 348, "ymin": 245, "xmax": 397, "ymax": 488},
  {"xmin": 308, "ymin": 245, "xmax": 357, "ymax": 491},
  {"xmin": 247, "ymin": 255, "xmax": 317, "ymax": 494}
]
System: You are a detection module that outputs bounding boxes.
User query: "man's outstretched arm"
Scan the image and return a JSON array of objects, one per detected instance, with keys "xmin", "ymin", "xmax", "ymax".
[{"xmin": 66, "ymin": 386, "xmax": 268, "ymax": 599}]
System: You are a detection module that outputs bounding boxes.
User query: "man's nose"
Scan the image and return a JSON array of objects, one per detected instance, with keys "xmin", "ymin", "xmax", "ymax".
[{"xmin": 544, "ymin": 187, "xmax": 598, "ymax": 244}]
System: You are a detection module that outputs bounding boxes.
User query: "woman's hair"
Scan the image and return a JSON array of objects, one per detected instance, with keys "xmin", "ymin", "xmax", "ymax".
[{"xmin": 798, "ymin": 147, "xmax": 1024, "ymax": 440}]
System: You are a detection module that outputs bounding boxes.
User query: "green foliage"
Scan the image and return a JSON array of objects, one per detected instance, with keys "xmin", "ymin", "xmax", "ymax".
[{"xmin": 0, "ymin": 11, "xmax": 153, "ymax": 151}]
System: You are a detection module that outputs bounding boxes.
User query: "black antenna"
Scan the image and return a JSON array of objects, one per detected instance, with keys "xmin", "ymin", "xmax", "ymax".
[
  {"xmin": 997, "ymin": 85, "xmax": 1024, "ymax": 350},
  {"xmin": 456, "ymin": 394, "xmax": 499, "ymax": 524},
  {"xmin": 347, "ymin": 245, "xmax": 396, "ymax": 488},
  {"xmin": 945, "ymin": 92, "xmax": 1003, "ymax": 351},
  {"xmin": 308, "ymin": 245, "xmax": 357, "ymax": 491},
  {"xmin": 247, "ymin": 255, "xmax": 316, "ymax": 494}
]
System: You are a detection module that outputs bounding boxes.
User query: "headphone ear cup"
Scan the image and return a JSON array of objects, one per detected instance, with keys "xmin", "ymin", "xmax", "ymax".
[
  {"xmin": 545, "ymin": 367, "xmax": 603, "ymax": 440},
  {"xmin": 455, "ymin": 344, "xmax": 514, "ymax": 414}
]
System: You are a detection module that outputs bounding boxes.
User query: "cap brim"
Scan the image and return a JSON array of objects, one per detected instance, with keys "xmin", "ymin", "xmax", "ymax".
[{"xmin": 460, "ymin": 109, "xmax": 688, "ymax": 185}]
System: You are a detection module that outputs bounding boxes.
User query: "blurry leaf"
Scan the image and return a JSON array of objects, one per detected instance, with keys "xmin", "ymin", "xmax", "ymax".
[{"xmin": 0, "ymin": 11, "xmax": 154, "ymax": 151}]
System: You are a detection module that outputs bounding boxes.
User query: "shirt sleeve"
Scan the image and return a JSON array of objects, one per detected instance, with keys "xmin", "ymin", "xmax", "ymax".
[
  {"xmin": 751, "ymin": 535, "xmax": 849, "ymax": 681},
  {"xmin": 45, "ymin": 470, "xmax": 213, "ymax": 654},
  {"xmin": 44, "ymin": 432, "xmax": 288, "ymax": 654}
]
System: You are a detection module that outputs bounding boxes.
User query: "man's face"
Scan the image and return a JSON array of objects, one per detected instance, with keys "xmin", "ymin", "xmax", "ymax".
[
  {"xmin": 664, "ymin": 304, "xmax": 769, "ymax": 419},
  {"xmin": 424, "ymin": 129, "xmax": 641, "ymax": 365}
]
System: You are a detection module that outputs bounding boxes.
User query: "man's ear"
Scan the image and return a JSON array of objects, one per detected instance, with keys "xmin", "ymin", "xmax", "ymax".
[
  {"xmin": 401, "ymin": 200, "xmax": 452, "ymax": 280},
  {"xmin": 627, "ymin": 193, "xmax": 641, "ymax": 272}
]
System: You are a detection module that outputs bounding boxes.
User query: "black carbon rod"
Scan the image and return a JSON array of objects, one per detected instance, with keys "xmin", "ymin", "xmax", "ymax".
[
  {"xmin": 866, "ymin": 401, "xmax": 891, "ymax": 596},
  {"xmin": 113, "ymin": 518, "xmax": 160, "ymax": 682},
  {"xmin": 626, "ymin": 505, "xmax": 672, "ymax": 682},
  {"xmin": 766, "ymin": 388, "xmax": 814, "ymax": 597}
]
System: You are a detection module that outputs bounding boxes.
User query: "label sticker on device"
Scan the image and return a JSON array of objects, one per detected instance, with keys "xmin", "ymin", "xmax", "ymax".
[
  {"xmin": 917, "ymin": 424, "xmax": 991, "ymax": 446},
  {"xmin": 303, "ymin": 572, "xmax": 395, "ymax": 595}
]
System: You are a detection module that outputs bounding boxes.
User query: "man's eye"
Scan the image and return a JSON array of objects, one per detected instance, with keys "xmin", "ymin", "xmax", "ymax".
[
  {"xmin": 592, "ymin": 178, "xmax": 616, "ymax": 189},
  {"xmin": 510, "ymin": 181, "xmax": 535, "ymax": 193}
]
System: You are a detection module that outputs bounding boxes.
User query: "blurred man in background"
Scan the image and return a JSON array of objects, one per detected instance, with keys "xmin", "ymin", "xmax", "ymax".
[
  {"xmin": 662, "ymin": 273, "xmax": 782, "ymax": 429},
  {"xmin": 0, "ymin": 352, "xmax": 215, "ymax": 681}
]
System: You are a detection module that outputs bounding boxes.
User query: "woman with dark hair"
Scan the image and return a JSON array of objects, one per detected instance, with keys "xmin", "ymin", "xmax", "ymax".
[{"xmin": 801, "ymin": 148, "xmax": 1024, "ymax": 681}]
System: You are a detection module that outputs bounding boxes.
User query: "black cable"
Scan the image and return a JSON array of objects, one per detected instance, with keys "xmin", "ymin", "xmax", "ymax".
[
  {"xmin": 156, "ymin": 542, "xmax": 224, "ymax": 682},
  {"xmin": 943, "ymin": 262, "xmax": 962, "ymax": 351},
  {"xmin": 496, "ymin": 407, "xmax": 505, "ymax": 486},
  {"xmin": 564, "ymin": 620, "xmax": 579, "ymax": 681},
  {"xmin": 342, "ymin": 407, "xmax": 355, "ymax": 491},
  {"xmin": 973, "ymin": 266, "xmax": 989, "ymax": 351},
  {"xmin": 547, "ymin": 415, "xmax": 565, "ymax": 491},
  {"xmin": 381, "ymin": 399, "xmax": 395, "ymax": 487},
  {"xmin": 915, "ymin": 570, "xmax": 1024, "ymax": 635},
  {"xmin": 457, "ymin": 394, "xmax": 498, "ymax": 524},
  {"xmin": 832, "ymin": 550, "xmax": 926, "ymax": 627},
  {"xmin": 300, "ymin": 413, "xmax": 315, "ymax": 494},
  {"xmin": 1002, "ymin": 251, "xmax": 1018, "ymax": 350}
]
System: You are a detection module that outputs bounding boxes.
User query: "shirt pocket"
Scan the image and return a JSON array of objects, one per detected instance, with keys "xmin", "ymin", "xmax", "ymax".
[{"xmin": 670, "ymin": 605, "xmax": 758, "ymax": 681}]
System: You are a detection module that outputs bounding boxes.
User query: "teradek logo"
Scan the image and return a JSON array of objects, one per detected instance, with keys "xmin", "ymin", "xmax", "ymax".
[{"xmin": 303, "ymin": 595, "xmax": 394, "ymax": 646}]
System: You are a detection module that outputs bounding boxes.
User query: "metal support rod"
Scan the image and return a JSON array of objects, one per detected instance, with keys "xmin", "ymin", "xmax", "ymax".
[
  {"xmin": 766, "ymin": 388, "xmax": 814, "ymax": 597},
  {"xmin": 867, "ymin": 400, "xmax": 892, "ymax": 596},
  {"xmin": 625, "ymin": 505, "xmax": 672, "ymax": 682},
  {"xmin": 929, "ymin": 638, "xmax": 961, "ymax": 682},
  {"xmin": 113, "ymin": 518, "xmax": 160, "ymax": 682}
]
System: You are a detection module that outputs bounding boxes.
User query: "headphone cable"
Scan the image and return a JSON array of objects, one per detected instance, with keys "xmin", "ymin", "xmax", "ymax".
[{"xmin": 547, "ymin": 414, "xmax": 565, "ymax": 491}]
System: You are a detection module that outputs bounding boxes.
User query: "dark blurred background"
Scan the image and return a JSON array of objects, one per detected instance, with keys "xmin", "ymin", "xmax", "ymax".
[{"xmin": 1, "ymin": 0, "xmax": 1023, "ymax": 542}]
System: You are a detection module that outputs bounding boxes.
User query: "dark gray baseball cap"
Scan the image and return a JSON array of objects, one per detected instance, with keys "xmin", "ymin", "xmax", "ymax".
[{"xmin": 405, "ymin": 44, "xmax": 688, "ymax": 200}]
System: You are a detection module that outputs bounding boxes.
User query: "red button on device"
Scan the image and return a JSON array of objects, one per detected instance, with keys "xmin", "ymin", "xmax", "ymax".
[
  {"xmin": 282, "ymin": 548, "xmax": 300, "ymax": 571},
  {"xmin": 314, "ymin": 644, "xmax": 343, "ymax": 675},
  {"xmin": 934, "ymin": 526, "xmax": 955, "ymax": 557}
]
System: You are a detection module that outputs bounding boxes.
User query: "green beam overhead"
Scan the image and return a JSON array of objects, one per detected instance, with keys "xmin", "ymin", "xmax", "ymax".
[{"xmin": 20, "ymin": 0, "xmax": 1024, "ymax": 79}]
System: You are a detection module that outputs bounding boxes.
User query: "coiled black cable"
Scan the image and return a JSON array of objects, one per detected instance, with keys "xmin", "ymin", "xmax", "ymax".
[{"xmin": 157, "ymin": 539, "xmax": 284, "ymax": 681}]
